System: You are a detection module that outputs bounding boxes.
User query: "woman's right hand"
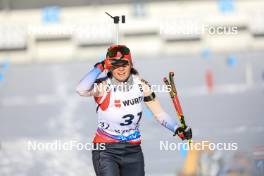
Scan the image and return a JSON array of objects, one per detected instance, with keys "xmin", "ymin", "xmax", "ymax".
[{"xmin": 94, "ymin": 57, "xmax": 114, "ymax": 72}]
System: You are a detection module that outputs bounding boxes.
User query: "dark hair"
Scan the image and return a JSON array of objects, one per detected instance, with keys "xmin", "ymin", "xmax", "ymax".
[{"xmin": 107, "ymin": 67, "xmax": 139, "ymax": 78}]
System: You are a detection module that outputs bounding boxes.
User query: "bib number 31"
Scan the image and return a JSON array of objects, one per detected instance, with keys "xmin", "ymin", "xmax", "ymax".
[{"xmin": 120, "ymin": 112, "xmax": 142, "ymax": 126}]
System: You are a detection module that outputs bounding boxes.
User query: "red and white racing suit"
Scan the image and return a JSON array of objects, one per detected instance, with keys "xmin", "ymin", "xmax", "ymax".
[{"xmin": 93, "ymin": 75, "xmax": 144, "ymax": 144}]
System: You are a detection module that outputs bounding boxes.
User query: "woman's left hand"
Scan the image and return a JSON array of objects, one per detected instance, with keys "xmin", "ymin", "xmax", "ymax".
[{"xmin": 174, "ymin": 126, "xmax": 192, "ymax": 140}]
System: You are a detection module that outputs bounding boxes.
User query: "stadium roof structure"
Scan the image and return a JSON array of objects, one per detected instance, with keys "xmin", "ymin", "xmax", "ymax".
[{"xmin": 0, "ymin": 0, "xmax": 182, "ymax": 10}]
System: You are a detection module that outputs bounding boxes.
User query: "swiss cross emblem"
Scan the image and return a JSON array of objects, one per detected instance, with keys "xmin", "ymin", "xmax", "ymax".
[{"xmin": 114, "ymin": 100, "xmax": 121, "ymax": 108}]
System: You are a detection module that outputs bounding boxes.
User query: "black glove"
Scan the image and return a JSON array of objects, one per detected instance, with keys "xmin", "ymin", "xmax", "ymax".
[
  {"xmin": 94, "ymin": 59, "xmax": 112, "ymax": 71},
  {"xmin": 174, "ymin": 126, "xmax": 192, "ymax": 140},
  {"xmin": 94, "ymin": 58, "xmax": 129, "ymax": 71}
]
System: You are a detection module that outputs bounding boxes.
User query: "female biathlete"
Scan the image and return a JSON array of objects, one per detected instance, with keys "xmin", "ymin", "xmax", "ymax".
[{"xmin": 76, "ymin": 45, "xmax": 192, "ymax": 176}]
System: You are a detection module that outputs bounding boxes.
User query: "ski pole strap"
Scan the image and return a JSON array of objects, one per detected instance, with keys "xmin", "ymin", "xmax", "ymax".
[{"xmin": 179, "ymin": 115, "xmax": 187, "ymax": 129}]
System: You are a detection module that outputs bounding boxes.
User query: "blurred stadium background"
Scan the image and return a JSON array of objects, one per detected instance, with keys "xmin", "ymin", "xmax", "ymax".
[{"xmin": 0, "ymin": 0, "xmax": 264, "ymax": 175}]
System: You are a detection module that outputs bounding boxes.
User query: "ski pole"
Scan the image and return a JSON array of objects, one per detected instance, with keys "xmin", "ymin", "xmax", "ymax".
[
  {"xmin": 163, "ymin": 72, "xmax": 192, "ymax": 146},
  {"xmin": 105, "ymin": 12, "xmax": 126, "ymax": 45}
]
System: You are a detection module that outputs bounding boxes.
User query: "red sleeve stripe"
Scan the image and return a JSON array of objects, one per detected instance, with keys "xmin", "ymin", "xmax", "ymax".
[{"xmin": 98, "ymin": 92, "xmax": 111, "ymax": 111}]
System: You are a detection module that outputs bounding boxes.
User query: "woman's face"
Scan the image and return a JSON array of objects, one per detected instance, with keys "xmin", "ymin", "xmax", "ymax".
[{"xmin": 112, "ymin": 62, "xmax": 132, "ymax": 82}]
